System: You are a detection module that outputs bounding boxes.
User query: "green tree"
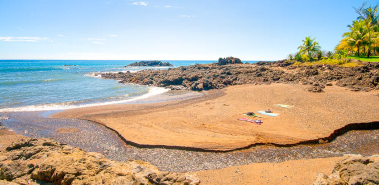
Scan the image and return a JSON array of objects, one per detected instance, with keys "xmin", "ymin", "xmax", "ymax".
[
  {"xmin": 297, "ymin": 36, "xmax": 321, "ymax": 60},
  {"xmin": 342, "ymin": 20, "xmax": 369, "ymax": 56},
  {"xmin": 354, "ymin": 3, "xmax": 379, "ymax": 57}
]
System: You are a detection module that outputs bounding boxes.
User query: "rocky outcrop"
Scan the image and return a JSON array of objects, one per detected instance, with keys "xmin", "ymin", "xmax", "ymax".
[
  {"xmin": 313, "ymin": 154, "xmax": 379, "ymax": 185},
  {"xmin": 0, "ymin": 138, "xmax": 200, "ymax": 185},
  {"xmin": 218, "ymin": 57, "xmax": 242, "ymax": 65},
  {"xmin": 101, "ymin": 61, "xmax": 379, "ymax": 92},
  {"xmin": 126, "ymin": 61, "xmax": 173, "ymax": 67}
]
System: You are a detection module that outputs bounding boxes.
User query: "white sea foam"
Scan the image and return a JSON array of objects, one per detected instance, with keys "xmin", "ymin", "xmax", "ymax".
[
  {"xmin": 0, "ymin": 87, "xmax": 169, "ymax": 112},
  {"xmin": 43, "ymin": 79, "xmax": 60, "ymax": 82},
  {"xmin": 84, "ymin": 72, "xmax": 102, "ymax": 78}
]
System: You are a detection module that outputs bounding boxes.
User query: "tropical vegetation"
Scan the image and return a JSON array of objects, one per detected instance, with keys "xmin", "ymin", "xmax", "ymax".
[{"xmin": 287, "ymin": 2, "xmax": 379, "ymax": 65}]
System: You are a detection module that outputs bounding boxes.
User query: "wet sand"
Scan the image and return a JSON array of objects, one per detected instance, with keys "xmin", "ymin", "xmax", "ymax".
[
  {"xmin": 2, "ymin": 111, "xmax": 378, "ymax": 173},
  {"xmin": 52, "ymin": 84, "xmax": 379, "ymax": 151}
]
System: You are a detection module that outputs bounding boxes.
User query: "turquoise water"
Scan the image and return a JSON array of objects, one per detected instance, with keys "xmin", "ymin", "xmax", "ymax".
[
  {"xmin": 0, "ymin": 60, "xmax": 216, "ymax": 112},
  {"xmin": 0, "ymin": 60, "xmax": 258, "ymax": 112}
]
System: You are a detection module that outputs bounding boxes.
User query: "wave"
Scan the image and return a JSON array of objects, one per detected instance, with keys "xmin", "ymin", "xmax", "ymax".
[
  {"xmin": 0, "ymin": 67, "xmax": 61, "ymax": 73},
  {"xmin": 1, "ymin": 79, "xmax": 62, "ymax": 86},
  {"xmin": 84, "ymin": 66, "xmax": 174, "ymax": 78},
  {"xmin": 84, "ymin": 72, "xmax": 102, "ymax": 78},
  {"xmin": 43, "ymin": 79, "xmax": 61, "ymax": 82},
  {"xmin": 0, "ymin": 87, "xmax": 169, "ymax": 112}
]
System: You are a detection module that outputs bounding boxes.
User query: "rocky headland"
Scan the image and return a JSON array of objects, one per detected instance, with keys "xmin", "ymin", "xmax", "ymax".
[
  {"xmin": 125, "ymin": 61, "xmax": 173, "ymax": 67},
  {"xmin": 0, "ymin": 138, "xmax": 199, "ymax": 185},
  {"xmin": 102, "ymin": 59, "xmax": 379, "ymax": 92}
]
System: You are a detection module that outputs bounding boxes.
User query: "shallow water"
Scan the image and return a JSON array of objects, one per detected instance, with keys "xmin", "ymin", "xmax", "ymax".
[
  {"xmin": 0, "ymin": 60, "xmax": 215, "ymax": 112},
  {"xmin": 1, "ymin": 108, "xmax": 378, "ymax": 172}
]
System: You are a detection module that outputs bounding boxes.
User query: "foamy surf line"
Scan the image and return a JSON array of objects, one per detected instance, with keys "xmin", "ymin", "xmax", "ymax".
[{"xmin": 0, "ymin": 87, "xmax": 169, "ymax": 112}]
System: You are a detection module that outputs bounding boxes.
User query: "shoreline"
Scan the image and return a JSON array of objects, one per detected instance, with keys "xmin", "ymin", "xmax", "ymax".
[{"xmin": 52, "ymin": 83, "xmax": 379, "ymax": 151}]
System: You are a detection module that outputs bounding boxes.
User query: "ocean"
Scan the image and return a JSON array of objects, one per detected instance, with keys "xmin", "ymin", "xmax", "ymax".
[{"xmin": 0, "ymin": 60, "xmax": 221, "ymax": 112}]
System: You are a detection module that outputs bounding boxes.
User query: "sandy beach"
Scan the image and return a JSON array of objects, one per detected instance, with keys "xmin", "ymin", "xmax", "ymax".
[
  {"xmin": 0, "ymin": 128, "xmax": 346, "ymax": 185},
  {"xmin": 52, "ymin": 83, "xmax": 379, "ymax": 151},
  {"xmin": 196, "ymin": 157, "xmax": 342, "ymax": 185}
]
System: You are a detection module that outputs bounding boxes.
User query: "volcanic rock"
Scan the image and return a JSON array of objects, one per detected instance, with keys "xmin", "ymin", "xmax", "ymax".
[
  {"xmin": 102, "ymin": 61, "xmax": 379, "ymax": 93},
  {"xmin": 126, "ymin": 61, "xmax": 173, "ymax": 67},
  {"xmin": 0, "ymin": 138, "xmax": 200, "ymax": 185},
  {"xmin": 313, "ymin": 154, "xmax": 379, "ymax": 185},
  {"xmin": 217, "ymin": 57, "xmax": 243, "ymax": 65}
]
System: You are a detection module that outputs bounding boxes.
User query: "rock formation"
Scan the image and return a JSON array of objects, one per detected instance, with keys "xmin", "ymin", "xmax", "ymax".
[
  {"xmin": 313, "ymin": 154, "xmax": 379, "ymax": 185},
  {"xmin": 101, "ymin": 61, "xmax": 379, "ymax": 92},
  {"xmin": 218, "ymin": 57, "xmax": 243, "ymax": 65},
  {"xmin": 125, "ymin": 61, "xmax": 173, "ymax": 67},
  {"xmin": 0, "ymin": 138, "xmax": 200, "ymax": 185}
]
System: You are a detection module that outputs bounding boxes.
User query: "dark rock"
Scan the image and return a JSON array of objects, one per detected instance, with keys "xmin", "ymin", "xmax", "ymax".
[
  {"xmin": 125, "ymin": 61, "xmax": 173, "ymax": 67},
  {"xmin": 218, "ymin": 57, "xmax": 242, "ymax": 65},
  {"xmin": 307, "ymin": 86, "xmax": 324, "ymax": 93},
  {"xmin": 100, "ymin": 61, "xmax": 379, "ymax": 93}
]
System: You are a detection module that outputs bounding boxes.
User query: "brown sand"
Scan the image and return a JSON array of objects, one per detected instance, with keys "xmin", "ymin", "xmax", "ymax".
[
  {"xmin": 196, "ymin": 157, "xmax": 342, "ymax": 185},
  {"xmin": 52, "ymin": 84, "xmax": 379, "ymax": 151}
]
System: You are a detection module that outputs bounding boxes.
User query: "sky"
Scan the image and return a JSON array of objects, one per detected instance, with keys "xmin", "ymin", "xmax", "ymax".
[{"xmin": 0, "ymin": 0, "xmax": 376, "ymax": 61}]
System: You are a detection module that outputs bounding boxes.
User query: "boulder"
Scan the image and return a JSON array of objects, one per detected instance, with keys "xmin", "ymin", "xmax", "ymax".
[
  {"xmin": 0, "ymin": 139, "xmax": 200, "ymax": 185},
  {"xmin": 313, "ymin": 154, "xmax": 379, "ymax": 185}
]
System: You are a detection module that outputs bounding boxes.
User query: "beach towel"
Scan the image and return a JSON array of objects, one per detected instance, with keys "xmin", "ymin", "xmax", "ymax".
[
  {"xmin": 257, "ymin": 111, "xmax": 279, "ymax": 117},
  {"xmin": 237, "ymin": 117, "xmax": 262, "ymax": 125},
  {"xmin": 242, "ymin": 113, "xmax": 262, "ymax": 118},
  {"xmin": 274, "ymin": 104, "xmax": 294, "ymax": 108}
]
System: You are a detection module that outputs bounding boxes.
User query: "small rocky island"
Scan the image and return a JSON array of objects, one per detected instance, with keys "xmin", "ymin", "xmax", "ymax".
[
  {"xmin": 218, "ymin": 56, "xmax": 243, "ymax": 65},
  {"xmin": 125, "ymin": 61, "xmax": 173, "ymax": 67}
]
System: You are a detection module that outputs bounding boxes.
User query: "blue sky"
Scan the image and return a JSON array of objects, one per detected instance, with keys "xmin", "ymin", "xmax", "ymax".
[{"xmin": 0, "ymin": 0, "xmax": 375, "ymax": 60}]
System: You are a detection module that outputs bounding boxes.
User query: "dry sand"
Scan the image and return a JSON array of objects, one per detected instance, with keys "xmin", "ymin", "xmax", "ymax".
[
  {"xmin": 196, "ymin": 157, "xmax": 342, "ymax": 185},
  {"xmin": 52, "ymin": 84, "xmax": 379, "ymax": 151},
  {"xmin": 0, "ymin": 128, "xmax": 27, "ymax": 151}
]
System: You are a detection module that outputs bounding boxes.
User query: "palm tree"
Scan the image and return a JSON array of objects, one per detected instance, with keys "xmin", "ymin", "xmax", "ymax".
[
  {"xmin": 355, "ymin": 3, "xmax": 379, "ymax": 57},
  {"xmin": 297, "ymin": 36, "xmax": 321, "ymax": 60},
  {"xmin": 342, "ymin": 20, "xmax": 369, "ymax": 56}
]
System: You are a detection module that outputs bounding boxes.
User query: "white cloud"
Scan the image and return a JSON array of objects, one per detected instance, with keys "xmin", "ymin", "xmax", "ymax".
[
  {"xmin": 58, "ymin": 35, "xmax": 63, "ymax": 37},
  {"xmin": 88, "ymin": 38, "xmax": 106, "ymax": 41},
  {"xmin": 180, "ymin": 15, "xmax": 195, "ymax": 18},
  {"xmin": 109, "ymin": 34, "xmax": 118, "ymax": 37},
  {"xmin": 92, "ymin": 42, "xmax": 102, "ymax": 44},
  {"xmin": 0, "ymin": 37, "xmax": 48, "ymax": 42},
  {"xmin": 131, "ymin": 1, "xmax": 148, "ymax": 6},
  {"xmin": 165, "ymin": 5, "xmax": 171, "ymax": 8}
]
